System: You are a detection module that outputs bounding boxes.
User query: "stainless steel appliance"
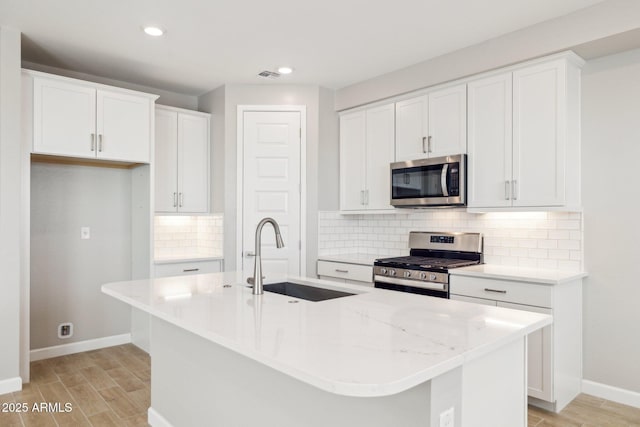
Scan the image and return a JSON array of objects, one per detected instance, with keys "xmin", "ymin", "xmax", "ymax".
[
  {"xmin": 374, "ymin": 231, "xmax": 482, "ymax": 298},
  {"xmin": 390, "ymin": 154, "xmax": 466, "ymax": 207}
]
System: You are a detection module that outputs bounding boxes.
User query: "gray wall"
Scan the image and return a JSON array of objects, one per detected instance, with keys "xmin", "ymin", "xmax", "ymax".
[
  {"xmin": 581, "ymin": 48, "xmax": 640, "ymax": 393},
  {"xmin": 198, "ymin": 84, "xmax": 339, "ymax": 278},
  {"xmin": 30, "ymin": 162, "xmax": 132, "ymax": 349},
  {"xmin": 198, "ymin": 85, "xmax": 226, "ymax": 214},
  {"xmin": 0, "ymin": 26, "xmax": 22, "ymax": 386},
  {"xmin": 318, "ymin": 87, "xmax": 340, "ymax": 211},
  {"xmin": 335, "ymin": 0, "xmax": 640, "ymax": 110}
]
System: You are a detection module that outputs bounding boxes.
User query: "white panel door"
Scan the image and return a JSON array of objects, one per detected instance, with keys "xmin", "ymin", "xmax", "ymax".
[
  {"xmin": 155, "ymin": 108, "xmax": 179, "ymax": 212},
  {"xmin": 513, "ymin": 61, "xmax": 566, "ymax": 206},
  {"xmin": 498, "ymin": 302, "xmax": 553, "ymax": 402},
  {"xmin": 33, "ymin": 77, "xmax": 96, "ymax": 158},
  {"xmin": 467, "ymin": 73, "xmax": 513, "ymax": 208},
  {"xmin": 395, "ymin": 95, "xmax": 428, "ymax": 161},
  {"xmin": 427, "ymin": 84, "xmax": 467, "ymax": 157},
  {"xmin": 365, "ymin": 103, "xmax": 395, "ymax": 210},
  {"xmin": 97, "ymin": 89, "xmax": 150, "ymax": 163},
  {"xmin": 242, "ymin": 111, "xmax": 301, "ymax": 281},
  {"xmin": 178, "ymin": 113, "xmax": 209, "ymax": 213},
  {"xmin": 339, "ymin": 110, "xmax": 366, "ymax": 211}
]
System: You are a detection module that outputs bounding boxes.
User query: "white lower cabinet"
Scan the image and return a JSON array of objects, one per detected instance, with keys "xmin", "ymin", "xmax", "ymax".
[
  {"xmin": 317, "ymin": 260, "xmax": 373, "ymax": 286},
  {"xmin": 450, "ymin": 274, "xmax": 582, "ymax": 412},
  {"xmin": 154, "ymin": 259, "xmax": 222, "ymax": 278}
]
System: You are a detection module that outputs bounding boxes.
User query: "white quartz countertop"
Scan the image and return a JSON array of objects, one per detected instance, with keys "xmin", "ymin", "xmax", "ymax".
[
  {"xmin": 450, "ymin": 264, "xmax": 587, "ymax": 285},
  {"xmin": 102, "ymin": 272, "xmax": 551, "ymax": 397},
  {"xmin": 317, "ymin": 253, "xmax": 387, "ymax": 265}
]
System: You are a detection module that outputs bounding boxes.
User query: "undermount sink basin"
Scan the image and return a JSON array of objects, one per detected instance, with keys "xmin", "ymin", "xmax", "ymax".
[{"xmin": 263, "ymin": 282, "xmax": 355, "ymax": 302}]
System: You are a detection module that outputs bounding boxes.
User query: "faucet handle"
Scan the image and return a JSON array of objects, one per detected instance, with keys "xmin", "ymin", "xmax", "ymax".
[{"xmin": 247, "ymin": 276, "xmax": 266, "ymax": 285}]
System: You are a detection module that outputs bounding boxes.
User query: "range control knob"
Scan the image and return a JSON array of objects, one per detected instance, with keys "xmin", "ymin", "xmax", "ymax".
[
  {"xmin": 380, "ymin": 268, "xmax": 388, "ymax": 275},
  {"xmin": 419, "ymin": 272, "xmax": 427, "ymax": 280},
  {"xmin": 403, "ymin": 271, "xmax": 411, "ymax": 278},
  {"xmin": 389, "ymin": 269, "xmax": 397, "ymax": 277},
  {"xmin": 429, "ymin": 273, "xmax": 437, "ymax": 281}
]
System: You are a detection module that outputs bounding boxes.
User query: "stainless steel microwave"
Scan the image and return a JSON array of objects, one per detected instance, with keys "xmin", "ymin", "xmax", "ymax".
[{"xmin": 390, "ymin": 154, "xmax": 466, "ymax": 207}]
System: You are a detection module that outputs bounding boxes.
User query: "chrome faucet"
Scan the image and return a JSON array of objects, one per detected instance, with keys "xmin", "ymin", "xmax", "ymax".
[{"xmin": 247, "ymin": 217, "xmax": 285, "ymax": 295}]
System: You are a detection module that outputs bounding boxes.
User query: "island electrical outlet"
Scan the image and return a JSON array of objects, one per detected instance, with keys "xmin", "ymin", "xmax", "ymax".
[{"xmin": 439, "ymin": 407, "xmax": 454, "ymax": 427}]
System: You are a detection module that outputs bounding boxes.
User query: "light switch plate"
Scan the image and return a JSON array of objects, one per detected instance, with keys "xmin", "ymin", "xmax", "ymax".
[{"xmin": 81, "ymin": 227, "xmax": 90, "ymax": 240}]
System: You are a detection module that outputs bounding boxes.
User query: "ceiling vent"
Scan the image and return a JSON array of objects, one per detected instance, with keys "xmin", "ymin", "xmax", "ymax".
[{"xmin": 258, "ymin": 70, "xmax": 280, "ymax": 79}]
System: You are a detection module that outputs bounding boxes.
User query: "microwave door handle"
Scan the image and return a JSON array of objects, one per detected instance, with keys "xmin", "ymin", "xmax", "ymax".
[{"xmin": 441, "ymin": 164, "xmax": 449, "ymax": 197}]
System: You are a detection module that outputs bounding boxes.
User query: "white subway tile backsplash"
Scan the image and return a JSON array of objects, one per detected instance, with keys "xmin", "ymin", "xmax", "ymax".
[
  {"xmin": 154, "ymin": 214, "xmax": 224, "ymax": 260},
  {"xmin": 318, "ymin": 210, "xmax": 583, "ymax": 271}
]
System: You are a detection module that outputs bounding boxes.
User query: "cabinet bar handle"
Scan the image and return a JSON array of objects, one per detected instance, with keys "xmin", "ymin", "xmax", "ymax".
[
  {"xmin": 512, "ymin": 180, "xmax": 518, "ymax": 200},
  {"xmin": 173, "ymin": 192, "xmax": 178, "ymax": 207},
  {"xmin": 335, "ymin": 269, "xmax": 349, "ymax": 273},
  {"xmin": 179, "ymin": 192, "xmax": 184, "ymax": 207},
  {"xmin": 428, "ymin": 135, "xmax": 432, "ymax": 153},
  {"xmin": 183, "ymin": 268, "xmax": 199, "ymax": 272},
  {"xmin": 98, "ymin": 134, "xmax": 103, "ymax": 152},
  {"xmin": 484, "ymin": 288, "xmax": 507, "ymax": 294},
  {"xmin": 505, "ymin": 180, "xmax": 510, "ymax": 200},
  {"xmin": 422, "ymin": 136, "xmax": 427, "ymax": 153},
  {"xmin": 90, "ymin": 133, "xmax": 95, "ymax": 151},
  {"xmin": 360, "ymin": 190, "xmax": 364, "ymax": 205}
]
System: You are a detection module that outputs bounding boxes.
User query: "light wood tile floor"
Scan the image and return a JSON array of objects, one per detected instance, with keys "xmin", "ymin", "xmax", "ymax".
[
  {"xmin": 0, "ymin": 344, "xmax": 150, "ymax": 427},
  {"xmin": 2, "ymin": 344, "xmax": 640, "ymax": 426}
]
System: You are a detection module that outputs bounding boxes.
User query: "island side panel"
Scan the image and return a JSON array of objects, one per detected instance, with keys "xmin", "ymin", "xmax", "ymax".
[
  {"xmin": 461, "ymin": 337, "xmax": 527, "ymax": 427},
  {"xmin": 149, "ymin": 317, "xmax": 435, "ymax": 427}
]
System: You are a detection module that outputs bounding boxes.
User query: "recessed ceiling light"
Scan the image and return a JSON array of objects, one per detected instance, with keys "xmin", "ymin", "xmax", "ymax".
[
  {"xmin": 143, "ymin": 26, "xmax": 164, "ymax": 37},
  {"xmin": 277, "ymin": 66, "xmax": 293, "ymax": 75}
]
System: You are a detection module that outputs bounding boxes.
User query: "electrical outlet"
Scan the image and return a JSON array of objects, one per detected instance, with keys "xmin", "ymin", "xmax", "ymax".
[
  {"xmin": 439, "ymin": 407, "xmax": 454, "ymax": 427},
  {"xmin": 58, "ymin": 323, "xmax": 73, "ymax": 339},
  {"xmin": 80, "ymin": 227, "xmax": 90, "ymax": 240}
]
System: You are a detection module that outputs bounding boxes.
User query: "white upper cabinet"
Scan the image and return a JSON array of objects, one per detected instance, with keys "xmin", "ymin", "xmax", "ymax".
[
  {"xmin": 29, "ymin": 71, "xmax": 156, "ymax": 163},
  {"xmin": 467, "ymin": 53, "xmax": 583, "ymax": 209},
  {"xmin": 467, "ymin": 73, "xmax": 513, "ymax": 207},
  {"xmin": 155, "ymin": 105, "xmax": 210, "ymax": 214},
  {"xmin": 96, "ymin": 90, "xmax": 151, "ymax": 163},
  {"xmin": 395, "ymin": 95, "xmax": 428, "ymax": 161},
  {"xmin": 340, "ymin": 104, "xmax": 394, "ymax": 211},
  {"xmin": 427, "ymin": 84, "xmax": 467, "ymax": 157},
  {"xmin": 395, "ymin": 83, "xmax": 466, "ymax": 161},
  {"xmin": 512, "ymin": 61, "xmax": 566, "ymax": 207},
  {"xmin": 33, "ymin": 77, "xmax": 96, "ymax": 158}
]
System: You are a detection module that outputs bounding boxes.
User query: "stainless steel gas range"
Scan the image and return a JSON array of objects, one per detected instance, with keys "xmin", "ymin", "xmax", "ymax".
[{"xmin": 374, "ymin": 232, "xmax": 483, "ymax": 298}]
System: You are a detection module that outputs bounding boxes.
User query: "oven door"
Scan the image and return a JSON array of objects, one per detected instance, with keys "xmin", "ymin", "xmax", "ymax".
[
  {"xmin": 374, "ymin": 275, "xmax": 449, "ymax": 298},
  {"xmin": 390, "ymin": 154, "xmax": 465, "ymax": 207}
]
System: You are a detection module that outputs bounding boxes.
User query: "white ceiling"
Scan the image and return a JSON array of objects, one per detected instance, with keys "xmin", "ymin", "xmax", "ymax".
[{"xmin": 0, "ymin": 0, "xmax": 605, "ymax": 96}]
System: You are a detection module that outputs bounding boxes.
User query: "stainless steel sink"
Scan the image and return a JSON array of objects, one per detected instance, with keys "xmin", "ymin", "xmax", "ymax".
[{"xmin": 263, "ymin": 282, "xmax": 355, "ymax": 302}]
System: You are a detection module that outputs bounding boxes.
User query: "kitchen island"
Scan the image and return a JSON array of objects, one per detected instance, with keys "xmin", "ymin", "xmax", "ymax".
[{"xmin": 102, "ymin": 272, "xmax": 551, "ymax": 427}]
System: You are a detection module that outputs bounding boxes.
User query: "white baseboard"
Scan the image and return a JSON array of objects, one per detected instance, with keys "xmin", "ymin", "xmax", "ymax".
[
  {"xmin": 30, "ymin": 333, "xmax": 132, "ymax": 361},
  {"xmin": 148, "ymin": 407, "xmax": 174, "ymax": 427},
  {"xmin": 582, "ymin": 379, "xmax": 640, "ymax": 409},
  {"xmin": 0, "ymin": 376, "xmax": 22, "ymax": 395}
]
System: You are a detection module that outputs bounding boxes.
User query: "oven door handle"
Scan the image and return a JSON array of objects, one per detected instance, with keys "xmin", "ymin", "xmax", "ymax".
[
  {"xmin": 374, "ymin": 275, "xmax": 447, "ymax": 291},
  {"xmin": 441, "ymin": 163, "xmax": 449, "ymax": 197}
]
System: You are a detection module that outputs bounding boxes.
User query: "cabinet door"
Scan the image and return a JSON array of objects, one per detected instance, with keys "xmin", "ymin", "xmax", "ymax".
[
  {"xmin": 365, "ymin": 103, "xmax": 395, "ymax": 210},
  {"xmin": 513, "ymin": 61, "xmax": 566, "ymax": 206},
  {"xmin": 33, "ymin": 77, "xmax": 96, "ymax": 158},
  {"xmin": 467, "ymin": 73, "xmax": 513, "ymax": 207},
  {"xmin": 155, "ymin": 109, "xmax": 178, "ymax": 212},
  {"xmin": 177, "ymin": 113, "xmax": 209, "ymax": 213},
  {"xmin": 427, "ymin": 84, "xmax": 467, "ymax": 157},
  {"xmin": 498, "ymin": 301, "xmax": 553, "ymax": 402},
  {"xmin": 339, "ymin": 110, "xmax": 366, "ymax": 211},
  {"xmin": 97, "ymin": 90, "xmax": 151, "ymax": 163},
  {"xmin": 395, "ymin": 95, "xmax": 428, "ymax": 161}
]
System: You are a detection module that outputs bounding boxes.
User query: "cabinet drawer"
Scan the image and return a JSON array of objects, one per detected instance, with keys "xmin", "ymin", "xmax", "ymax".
[
  {"xmin": 317, "ymin": 260, "xmax": 373, "ymax": 284},
  {"xmin": 155, "ymin": 260, "xmax": 222, "ymax": 278},
  {"xmin": 450, "ymin": 275, "xmax": 552, "ymax": 308}
]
